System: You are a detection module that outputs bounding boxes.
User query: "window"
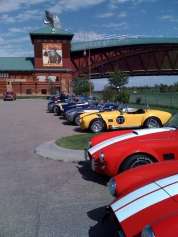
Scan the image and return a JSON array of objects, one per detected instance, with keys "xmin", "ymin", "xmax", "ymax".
[
  {"xmin": 37, "ymin": 76, "xmax": 46, "ymax": 82},
  {"xmin": 26, "ymin": 89, "xmax": 32, "ymax": 95},
  {"xmin": 0, "ymin": 73, "xmax": 9, "ymax": 78},
  {"xmin": 41, "ymin": 89, "xmax": 47, "ymax": 94},
  {"xmin": 48, "ymin": 76, "xmax": 56, "ymax": 82}
]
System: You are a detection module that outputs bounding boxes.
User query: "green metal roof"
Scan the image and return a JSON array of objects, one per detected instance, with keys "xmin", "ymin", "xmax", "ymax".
[
  {"xmin": 1, "ymin": 37, "xmax": 178, "ymax": 71},
  {"xmin": 0, "ymin": 57, "xmax": 34, "ymax": 71},
  {"xmin": 30, "ymin": 27, "xmax": 73, "ymax": 36},
  {"xmin": 71, "ymin": 37, "xmax": 178, "ymax": 52}
]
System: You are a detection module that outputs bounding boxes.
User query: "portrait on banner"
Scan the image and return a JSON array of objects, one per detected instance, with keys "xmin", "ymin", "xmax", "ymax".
[{"xmin": 42, "ymin": 43, "xmax": 63, "ymax": 67}]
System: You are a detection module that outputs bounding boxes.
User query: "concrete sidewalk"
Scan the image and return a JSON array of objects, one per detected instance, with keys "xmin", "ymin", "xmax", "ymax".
[{"xmin": 34, "ymin": 140, "xmax": 84, "ymax": 162}]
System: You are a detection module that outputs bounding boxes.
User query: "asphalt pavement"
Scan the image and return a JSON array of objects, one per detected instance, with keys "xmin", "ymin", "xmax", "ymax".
[{"xmin": 0, "ymin": 99, "xmax": 112, "ymax": 237}]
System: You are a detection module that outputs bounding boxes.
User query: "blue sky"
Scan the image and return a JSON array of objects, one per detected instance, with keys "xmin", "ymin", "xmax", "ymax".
[
  {"xmin": 0, "ymin": 0, "xmax": 178, "ymax": 88},
  {"xmin": 1, "ymin": 0, "xmax": 178, "ymax": 56}
]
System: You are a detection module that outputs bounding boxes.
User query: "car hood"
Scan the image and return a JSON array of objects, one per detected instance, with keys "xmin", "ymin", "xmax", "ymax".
[
  {"xmin": 80, "ymin": 110, "xmax": 115, "ymax": 119},
  {"xmin": 88, "ymin": 127, "xmax": 175, "ymax": 155},
  {"xmin": 80, "ymin": 111, "xmax": 100, "ymax": 119},
  {"xmin": 111, "ymin": 173, "xmax": 178, "ymax": 237}
]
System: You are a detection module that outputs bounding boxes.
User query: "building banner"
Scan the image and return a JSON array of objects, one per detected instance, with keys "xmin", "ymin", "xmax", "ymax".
[{"xmin": 42, "ymin": 43, "xmax": 63, "ymax": 67}]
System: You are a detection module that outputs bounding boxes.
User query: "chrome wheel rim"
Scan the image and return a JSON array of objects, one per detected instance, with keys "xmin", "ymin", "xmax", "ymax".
[
  {"xmin": 91, "ymin": 121, "xmax": 103, "ymax": 133},
  {"xmin": 75, "ymin": 116, "xmax": 80, "ymax": 126},
  {"xmin": 130, "ymin": 156, "xmax": 152, "ymax": 168},
  {"xmin": 147, "ymin": 118, "xmax": 160, "ymax": 128}
]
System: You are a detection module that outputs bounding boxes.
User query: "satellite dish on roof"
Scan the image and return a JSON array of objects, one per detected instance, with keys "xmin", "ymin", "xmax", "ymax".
[{"xmin": 44, "ymin": 10, "xmax": 62, "ymax": 32}]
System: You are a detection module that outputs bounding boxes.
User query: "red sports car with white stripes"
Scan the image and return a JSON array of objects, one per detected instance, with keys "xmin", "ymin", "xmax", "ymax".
[
  {"xmin": 86, "ymin": 113, "xmax": 178, "ymax": 176},
  {"xmin": 107, "ymin": 161, "xmax": 178, "ymax": 237}
]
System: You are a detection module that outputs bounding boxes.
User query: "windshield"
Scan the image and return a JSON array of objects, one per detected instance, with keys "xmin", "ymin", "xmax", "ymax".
[{"xmin": 165, "ymin": 113, "xmax": 178, "ymax": 128}]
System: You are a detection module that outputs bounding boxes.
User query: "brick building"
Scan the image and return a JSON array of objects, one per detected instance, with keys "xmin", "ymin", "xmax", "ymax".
[
  {"xmin": 2, "ymin": 24, "xmax": 178, "ymax": 97},
  {"xmin": 0, "ymin": 27, "xmax": 75, "ymax": 96}
]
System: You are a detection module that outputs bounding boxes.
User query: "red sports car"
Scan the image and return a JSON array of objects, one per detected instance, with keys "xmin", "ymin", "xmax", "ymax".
[
  {"xmin": 86, "ymin": 113, "xmax": 178, "ymax": 176},
  {"xmin": 3, "ymin": 91, "xmax": 16, "ymax": 101},
  {"xmin": 107, "ymin": 161, "xmax": 178, "ymax": 237}
]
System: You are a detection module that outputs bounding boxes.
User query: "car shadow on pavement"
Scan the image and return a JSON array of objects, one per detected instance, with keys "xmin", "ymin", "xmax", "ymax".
[
  {"xmin": 88, "ymin": 206, "xmax": 116, "ymax": 237},
  {"xmin": 73, "ymin": 127, "xmax": 85, "ymax": 132},
  {"xmin": 62, "ymin": 121, "xmax": 74, "ymax": 126},
  {"xmin": 77, "ymin": 161, "xmax": 109, "ymax": 185},
  {"xmin": 59, "ymin": 116, "xmax": 66, "ymax": 120}
]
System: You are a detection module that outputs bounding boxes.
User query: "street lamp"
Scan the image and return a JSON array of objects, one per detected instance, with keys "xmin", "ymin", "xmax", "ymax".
[{"xmin": 84, "ymin": 48, "xmax": 92, "ymax": 96}]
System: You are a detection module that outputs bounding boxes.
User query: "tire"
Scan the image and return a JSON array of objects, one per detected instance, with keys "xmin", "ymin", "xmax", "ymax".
[
  {"xmin": 53, "ymin": 106, "xmax": 60, "ymax": 115},
  {"xmin": 74, "ymin": 114, "xmax": 81, "ymax": 126},
  {"xmin": 143, "ymin": 117, "xmax": 162, "ymax": 128},
  {"xmin": 120, "ymin": 154, "xmax": 154, "ymax": 172},
  {"xmin": 90, "ymin": 119, "xmax": 104, "ymax": 133}
]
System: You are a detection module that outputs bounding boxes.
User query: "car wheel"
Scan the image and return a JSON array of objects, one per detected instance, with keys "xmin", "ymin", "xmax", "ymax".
[
  {"xmin": 143, "ymin": 117, "xmax": 162, "ymax": 128},
  {"xmin": 53, "ymin": 106, "xmax": 60, "ymax": 115},
  {"xmin": 90, "ymin": 119, "xmax": 104, "ymax": 133},
  {"xmin": 120, "ymin": 154, "xmax": 154, "ymax": 172},
  {"xmin": 74, "ymin": 114, "xmax": 81, "ymax": 126}
]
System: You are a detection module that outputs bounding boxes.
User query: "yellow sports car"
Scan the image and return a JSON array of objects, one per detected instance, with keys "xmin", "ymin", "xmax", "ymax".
[{"xmin": 80, "ymin": 108, "xmax": 172, "ymax": 133}]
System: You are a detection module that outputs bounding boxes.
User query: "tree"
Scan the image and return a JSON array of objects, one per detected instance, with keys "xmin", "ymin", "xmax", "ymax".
[
  {"xmin": 159, "ymin": 84, "xmax": 168, "ymax": 93},
  {"xmin": 102, "ymin": 70, "xmax": 129, "ymax": 103},
  {"xmin": 72, "ymin": 77, "xmax": 94, "ymax": 96},
  {"xmin": 109, "ymin": 71, "xmax": 128, "ymax": 90},
  {"xmin": 173, "ymin": 82, "xmax": 178, "ymax": 92},
  {"xmin": 102, "ymin": 85, "xmax": 118, "ymax": 102}
]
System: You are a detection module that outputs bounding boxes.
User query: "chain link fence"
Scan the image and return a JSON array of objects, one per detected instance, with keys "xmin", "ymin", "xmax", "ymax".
[{"xmin": 130, "ymin": 92, "xmax": 178, "ymax": 109}]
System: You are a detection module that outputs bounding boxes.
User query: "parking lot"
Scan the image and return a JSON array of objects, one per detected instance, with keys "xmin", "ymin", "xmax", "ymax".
[{"xmin": 0, "ymin": 99, "xmax": 112, "ymax": 237}]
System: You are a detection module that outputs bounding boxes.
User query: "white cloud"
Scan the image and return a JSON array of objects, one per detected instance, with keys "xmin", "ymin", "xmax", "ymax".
[
  {"xmin": 160, "ymin": 15, "xmax": 178, "ymax": 23},
  {"xmin": 109, "ymin": 0, "xmax": 157, "ymax": 9},
  {"xmin": 73, "ymin": 31, "xmax": 106, "ymax": 41},
  {"xmin": 15, "ymin": 9, "xmax": 41, "ymax": 22},
  {"xmin": 0, "ymin": 33, "xmax": 33, "ymax": 56},
  {"xmin": 97, "ymin": 10, "xmax": 127, "ymax": 18},
  {"xmin": 8, "ymin": 26, "xmax": 35, "ymax": 33},
  {"xmin": 98, "ymin": 12, "xmax": 115, "ymax": 18},
  {"xmin": 0, "ymin": 14, "xmax": 15, "ymax": 23},
  {"xmin": 103, "ymin": 22, "xmax": 128, "ymax": 29},
  {"xmin": 0, "ymin": 9, "xmax": 43, "ymax": 24},
  {"xmin": 50, "ymin": 0, "xmax": 106, "ymax": 13},
  {"xmin": 0, "ymin": 0, "xmax": 47, "ymax": 13},
  {"xmin": 117, "ymin": 12, "xmax": 127, "ymax": 17}
]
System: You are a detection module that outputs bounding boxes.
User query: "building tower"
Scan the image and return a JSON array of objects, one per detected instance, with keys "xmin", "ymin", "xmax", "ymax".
[{"xmin": 30, "ymin": 24, "xmax": 74, "ymax": 94}]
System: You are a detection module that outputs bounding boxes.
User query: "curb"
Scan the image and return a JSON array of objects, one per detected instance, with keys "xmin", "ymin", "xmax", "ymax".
[{"xmin": 34, "ymin": 140, "xmax": 84, "ymax": 162}]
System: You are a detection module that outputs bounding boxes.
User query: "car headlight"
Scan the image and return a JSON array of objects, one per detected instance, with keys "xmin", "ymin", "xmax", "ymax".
[
  {"xmin": 107, "ymin": 178, "xmax": 116, "ymax": 196},
  {"xmin": 99, "ymin": 152, "xmax": 105, "ymax": 162},
  {"xmin": 141, "ymin": 225, "xmax": 155, "ymax": 237}
]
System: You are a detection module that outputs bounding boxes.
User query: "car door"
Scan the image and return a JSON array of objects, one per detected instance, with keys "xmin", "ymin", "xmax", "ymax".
[{"xmin": 110, "ymin": 111, "xmax": 145, "ymax": 128}]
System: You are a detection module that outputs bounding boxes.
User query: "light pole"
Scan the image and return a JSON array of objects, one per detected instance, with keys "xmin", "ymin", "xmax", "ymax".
[{"xmin": 84, "ymin": 48, "xmax": 92, "ymax": 96}]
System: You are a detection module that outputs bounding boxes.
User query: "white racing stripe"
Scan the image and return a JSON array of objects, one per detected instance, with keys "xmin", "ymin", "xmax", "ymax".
[
  {"xmin": 111, "ymin": 174, "xmax": 178, "ymax": 223},
  {"xmin": 89, "ymin": 132, "xmax": 135, "ymax": 155},
  {"xmin": 114, "ymin": 188, "xmax": 169, "ymax": 222},
  {"xmin": 156, "ymin": 174, "xmax": 178, "ymax": 187},
  {"xmin": 88, "ymin": 127, "xmax": 175, "ymax": 155},
  {"xmin": 164, "ymin": 182, "xmax": 178, "ymax": 197},
  {"xmin": 111, "ymin": 182, "xmax": 159, "ymax": 212}
]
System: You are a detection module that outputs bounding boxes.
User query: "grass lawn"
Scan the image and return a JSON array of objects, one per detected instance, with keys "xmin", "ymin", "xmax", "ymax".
[{"xmin": 56, "ymin": 133, "xmax": 95, "ymax": 150}]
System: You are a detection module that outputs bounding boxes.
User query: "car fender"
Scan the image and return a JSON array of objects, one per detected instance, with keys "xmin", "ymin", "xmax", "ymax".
[
  {"xmin": 113, "ymin": 161, "xmax": 178, "ymax": 197},
  {"xmin": 102, "ymin": 142, "xmax": 160, "ymax": 176},
  {"xmin": 143, "ymin": 110, "xmax": 172, "ymax": 125}
]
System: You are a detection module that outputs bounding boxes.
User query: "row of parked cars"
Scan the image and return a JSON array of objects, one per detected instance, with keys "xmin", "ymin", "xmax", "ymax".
[
  {"xmin": 47, "ymin": 94, "xmax": 178, "ymax": 236},
  {"xmin": 48, "ymin": 94, "xmax": 172, "ymax": 133}
]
